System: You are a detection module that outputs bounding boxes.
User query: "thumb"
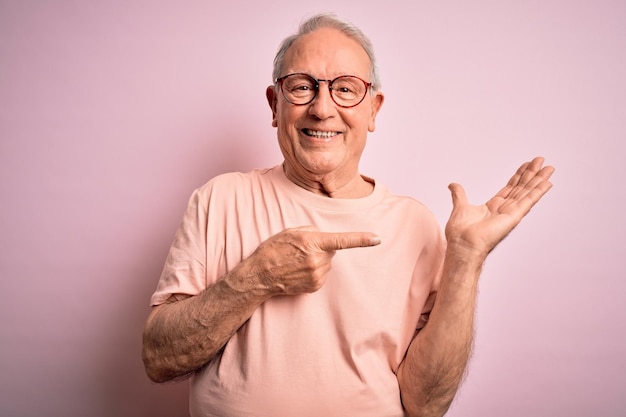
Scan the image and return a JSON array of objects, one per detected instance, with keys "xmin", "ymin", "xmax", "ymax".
[
  {"xmin": 448, "ymin": 183, "xmax": 468, "ymax": 208},
  {"xmin": 315, "ymin": 231, "xmax": 381, "ymax": 252}
]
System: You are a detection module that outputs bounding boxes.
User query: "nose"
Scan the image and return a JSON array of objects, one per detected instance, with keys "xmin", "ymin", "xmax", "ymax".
[{"xmin": 308, "ymin": 81, "xmax": 336, "ymax": 119}]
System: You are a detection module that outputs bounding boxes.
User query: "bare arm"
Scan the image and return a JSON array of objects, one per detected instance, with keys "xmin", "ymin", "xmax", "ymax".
[
  {"xmin": 142, "ymin": 257, "xmax": 273, "ymax": 383},
  {"xmin": 397, "ymin": 157, "xmax": 555, "ymax": 417},
  {"xmin": 142, "ymin": 226, "xmax": 380, "ymax": 383}
]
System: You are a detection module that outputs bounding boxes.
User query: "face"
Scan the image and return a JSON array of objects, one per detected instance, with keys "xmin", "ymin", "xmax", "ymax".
[{"xmin": 266, "ymin": 27, "xmax": 384, "ymax": 195}]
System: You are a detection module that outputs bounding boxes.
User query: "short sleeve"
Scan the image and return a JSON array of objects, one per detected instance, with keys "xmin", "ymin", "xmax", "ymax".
[
  {"xmin": 150, "ymin": 188, "xmax": 209, "ymax": 306},
  {"xmin": 414, "ymin": 215, "xmax": 446, "ymax": 332}
]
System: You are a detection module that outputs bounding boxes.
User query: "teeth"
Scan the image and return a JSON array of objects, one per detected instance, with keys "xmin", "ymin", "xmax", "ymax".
[{"xmin": 304, "ymin": 129, "xmax": 339, "ymax": 138}]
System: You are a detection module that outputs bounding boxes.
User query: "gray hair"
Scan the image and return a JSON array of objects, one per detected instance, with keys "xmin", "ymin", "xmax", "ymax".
[{"xmin": 272, "ymin": 13, "xmax": 381, "ymax": 91}]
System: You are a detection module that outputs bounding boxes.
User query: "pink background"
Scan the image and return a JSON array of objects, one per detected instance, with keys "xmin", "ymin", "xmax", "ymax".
[{"xmin": 1, "ymin": 1, "xmax": 624, "ymax": 416}]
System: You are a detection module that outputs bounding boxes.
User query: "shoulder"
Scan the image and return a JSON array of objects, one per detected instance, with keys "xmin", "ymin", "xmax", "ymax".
[
  {"xmin": 377, "ymin": 190, "xmax": 444, "ymax": 245},
  {"xmin": 383, "ymin": 191, "xmax": 439, "ymax": 223},
  {"xmin": 193, "ymin": 166, "xmax": 277, "ymax": 199}
]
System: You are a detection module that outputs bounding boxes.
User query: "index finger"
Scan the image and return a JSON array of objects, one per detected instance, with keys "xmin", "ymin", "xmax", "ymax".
[{"xmin": 314, "ymin": 232, "xmax": 381, "ymax": 252}]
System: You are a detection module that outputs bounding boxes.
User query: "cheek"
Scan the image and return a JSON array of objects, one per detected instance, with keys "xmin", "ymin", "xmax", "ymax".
[
  {"xmin": 346, "ymin": 111, "xmax": 371, "ymax": 133},
  {"xmin": 276, "ymin": 106, "xmax": 302, "ymax": 130}
]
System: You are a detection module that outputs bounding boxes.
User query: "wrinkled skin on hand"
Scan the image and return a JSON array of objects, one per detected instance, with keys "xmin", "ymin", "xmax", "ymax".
[{"xmin": 248, "ymin": 225, "xmax": 381, "ymax": 295}]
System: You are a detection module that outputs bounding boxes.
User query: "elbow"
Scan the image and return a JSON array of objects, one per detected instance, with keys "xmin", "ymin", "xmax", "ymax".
[
  {"xmin": 144, "ymin": 365, "xmax": 169, "ymax": 384},
  {"xmin": 402, "ymin": 399, "xmax": 453, "ymax": 417},
  {"xmin": 141, "ymin": 302, "xmax": 214, "ymax": 383},
  {"xmin": 398, "ymin": 364, "xmax": 456, "ymax": 417},
  {"xmin": 142, "ymin": 347, "xmax": 196, "ymax": 384},
  {"xmin": 142, "ymin": 342, "xmax": 192, "ymax": 383},
  {"xmin": 399, "ymin": 378, "xmax": 456, "ymax": 417},
  {"xmin": 142, "ymin": 355, "xmax": 169, "ymax": 384},
  {"xmin": 142, "ymin": 337, "xmax": 172, "ymax": 383},
  {"xmin": 141, "ymin": 321, "xmax": 198, "ymax": 384},
  {"xmin": 141, "ymin": 320, "xmax": 178, "ymax": 383},
  {"xmin": 144, "ymin": 368, "xmax": 176, "ymax": 384}
]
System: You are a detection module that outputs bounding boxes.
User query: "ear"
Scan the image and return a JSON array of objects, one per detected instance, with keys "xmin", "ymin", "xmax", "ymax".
[
  {"xmin": 266, "ymin": 85, "xmax": 278, "ymax": 128},
  {"xmin": 368, "ymin": 91, "xmax": 384, "ymax": 133}
]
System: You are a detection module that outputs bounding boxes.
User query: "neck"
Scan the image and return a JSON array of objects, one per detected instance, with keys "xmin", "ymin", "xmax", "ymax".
[{"xmin": 282, "ymin": 163, "xmax": 373, "ymax": 198}]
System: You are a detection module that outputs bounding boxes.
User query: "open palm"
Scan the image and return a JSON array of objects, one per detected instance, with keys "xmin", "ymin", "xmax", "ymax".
[{"xmin": 445, "ymin": 157, "xmax": 555, "ymax": 257}]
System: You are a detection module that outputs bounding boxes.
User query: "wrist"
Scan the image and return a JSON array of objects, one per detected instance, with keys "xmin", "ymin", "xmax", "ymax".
[
  {"xmin": 445, "ymin": 238, "xmax": 489, "ymax": 266},
  {"xmin": 442, "ymin": 241, "xmax": 487, "ymax": 289},
  {"xmin": 222, "ymin": 258, "xmax": 277, "ymax": 300}
]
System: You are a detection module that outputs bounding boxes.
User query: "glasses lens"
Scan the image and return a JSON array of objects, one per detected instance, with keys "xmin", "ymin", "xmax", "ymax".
[
  {"xmin": 279, "ymin": 74, "xmax": 369, "ymax": 107},
  {"xmin": 331, "ymin": 76, "xmax": 367, "ymax": 106},
  {"xmin": 281, "ymin": 74, "xmax": 316, "ymax": 105}
]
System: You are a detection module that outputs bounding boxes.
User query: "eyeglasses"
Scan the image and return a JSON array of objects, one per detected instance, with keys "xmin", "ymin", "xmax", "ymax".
[{"xmin": 275, "ymin": 73, "xmax": 372, "ymax": 108}]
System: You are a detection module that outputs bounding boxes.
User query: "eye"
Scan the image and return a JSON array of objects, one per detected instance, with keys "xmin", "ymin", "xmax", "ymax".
[
  {"xmin": 290, "ymin": 83, "xmax": 312, "ymax": 92},
  {"xmin": 336, "ymin": 86, "xmax": 355, "ymax": 94},
  {"xmin": 332, "ymin": 78, "xmax": 361, "ymax": 97},
  {"xmin": 283, "ymin": 75, "xmax": 316, "ymax": 95}
]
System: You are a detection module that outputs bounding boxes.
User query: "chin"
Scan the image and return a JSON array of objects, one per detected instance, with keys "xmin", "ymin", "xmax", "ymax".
[{"xmin": 299, "ymin": 158, "xmax": 343, "ymax": 176}]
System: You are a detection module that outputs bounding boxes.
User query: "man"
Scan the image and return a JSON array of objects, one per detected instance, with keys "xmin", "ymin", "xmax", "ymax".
[{"xmin": 142, "ymin": 13, "xmax": 554, "ymax": 417}]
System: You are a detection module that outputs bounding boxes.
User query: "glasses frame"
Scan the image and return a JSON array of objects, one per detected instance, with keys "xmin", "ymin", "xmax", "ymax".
[{"xmin": 275, "ymin": 73, "xmax": 372, "ymax": 108}]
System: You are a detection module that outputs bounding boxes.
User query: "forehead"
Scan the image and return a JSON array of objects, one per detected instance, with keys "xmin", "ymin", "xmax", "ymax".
[{"xmin": 282, "ymin": 27, "xmax": 371, "ymax": 79}]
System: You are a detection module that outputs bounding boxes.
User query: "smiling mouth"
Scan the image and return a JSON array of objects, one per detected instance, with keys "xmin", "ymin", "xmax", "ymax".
[{"xmin": 302, "ymin": 128, "xmax": 340, "ymax": 139}]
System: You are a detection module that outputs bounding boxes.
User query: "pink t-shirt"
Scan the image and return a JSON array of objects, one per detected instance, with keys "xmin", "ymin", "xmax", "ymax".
[{"xmin": 151, "ymin": 165, "xmax": 445, "ymax": 417}]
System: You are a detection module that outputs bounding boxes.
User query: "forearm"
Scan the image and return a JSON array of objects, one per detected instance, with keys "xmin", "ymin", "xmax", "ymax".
[
  {"xmin": 397, "ymin": 157, "xmax": 554, "ymax": 416},
  {"xmin": 397, "ymin": 248, "xmax": 485, "ymax": 417},
  {"xmin": 142, "ymin": 260, "xmax": 272, "ymax": 383}
]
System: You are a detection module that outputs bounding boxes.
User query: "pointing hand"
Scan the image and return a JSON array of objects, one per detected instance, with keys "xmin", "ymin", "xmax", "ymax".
[{"xmin": 249, "ymin": 226, "xmax": 380, "ymax": 295}]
